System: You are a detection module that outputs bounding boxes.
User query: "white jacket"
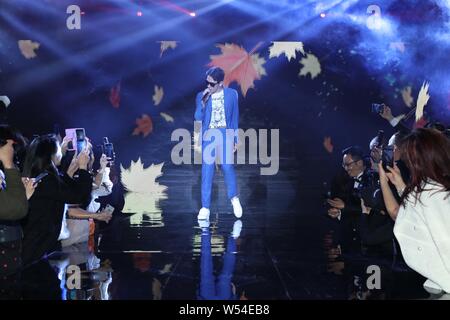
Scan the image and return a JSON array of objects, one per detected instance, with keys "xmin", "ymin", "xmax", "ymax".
[{"xmin": 394, "ymin": 181, "xmax": 450, "ymax": 293}]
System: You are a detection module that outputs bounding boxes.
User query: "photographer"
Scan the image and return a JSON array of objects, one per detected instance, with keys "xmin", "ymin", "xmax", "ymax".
[
  {"xmin": 379, "ymin": 128, "xmax": 450, "ymax": 293},
  {"xmin": 21, "ymin": 134, "xmax": 92, "ymax": 265},
  {"xmin": 0, "ymin": 125, "xmax": 35, "ymax": 276},
  {"xmin": 327, "ymin": 146, "xmax": 375, "ymax": 250}
]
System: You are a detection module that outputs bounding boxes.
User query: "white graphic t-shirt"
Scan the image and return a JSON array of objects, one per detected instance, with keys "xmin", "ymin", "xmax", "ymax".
[{"xmin": 209, "ymin": 90, "xmax": 226, "ymax": 128}]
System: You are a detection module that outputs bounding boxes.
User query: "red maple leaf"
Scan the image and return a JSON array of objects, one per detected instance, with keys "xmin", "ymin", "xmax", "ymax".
[
  {"xmin": 109, "ymin": 82, "xmax": 121, "ymax": 108},
  {"xmin": 133, "ymin": 114, "xmax": 153, "ymax": 137},
  {"xmin": 323, "ymin": 136, "xmax": 334, "ymax": 153},
  {"xmin": 208, "ymin": 42, "xmax": 266, "ymax": 97}
]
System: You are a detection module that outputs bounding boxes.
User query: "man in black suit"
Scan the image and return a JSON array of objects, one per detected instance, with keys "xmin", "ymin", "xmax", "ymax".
[{"xmin": 327, "ymin": 146, "xmax": 370, "ymax": 252}]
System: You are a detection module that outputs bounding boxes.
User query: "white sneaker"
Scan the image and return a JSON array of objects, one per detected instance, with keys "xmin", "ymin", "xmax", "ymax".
[
  {"xmin": 231, "ymin": 220, "xmax": 242, "ymax": 239},
  {"xmin": 231, "ymin": 197, "xmax": 243, "ymax": 218},
  {"xmin": 197, "ymin": 207, "xmax": 210, "ymax": 220}
]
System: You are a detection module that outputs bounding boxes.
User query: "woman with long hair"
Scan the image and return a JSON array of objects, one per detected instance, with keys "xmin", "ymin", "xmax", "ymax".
[
  {"xmin": 21, "ymin": 134, "xmax": 92, "ymax": 265},
  {"xmin": 379, "ymin": 128, "xmax": 450, "ymax": 293}
]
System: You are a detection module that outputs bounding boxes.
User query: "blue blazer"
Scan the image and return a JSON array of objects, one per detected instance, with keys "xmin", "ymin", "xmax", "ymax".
[{"xmin": 194, "ymin": 87, "xmax": 239, "ymax": 144}]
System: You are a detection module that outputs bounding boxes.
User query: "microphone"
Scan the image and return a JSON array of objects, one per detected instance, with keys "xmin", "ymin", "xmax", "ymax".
[{"xmin": 201, "ymin": 88, "xmax": 210, "ymax": 105}]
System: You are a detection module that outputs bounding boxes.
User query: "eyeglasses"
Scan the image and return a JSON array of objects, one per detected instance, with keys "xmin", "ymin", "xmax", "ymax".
[
  {"xmin": 342, "ymin": 160, "xmax": 359, "ymax": 169},
  {"xmin": 205, "ymin": 80, "xmax": 218, "ymax": 87}
]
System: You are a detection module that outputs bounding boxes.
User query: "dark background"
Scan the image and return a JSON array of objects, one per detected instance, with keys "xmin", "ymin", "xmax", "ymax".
[{"xmin": 1, "ymin": 0, "xmax": 449, "ymax": 185}]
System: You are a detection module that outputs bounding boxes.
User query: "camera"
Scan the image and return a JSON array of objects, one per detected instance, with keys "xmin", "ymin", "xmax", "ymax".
[
  {"xmin": 353, "ymin": 171, "xmax": 385, "ymax": 212},
  {"xmin": 371, "ymin": 103, "xmax": 385, "ymax": 114}
]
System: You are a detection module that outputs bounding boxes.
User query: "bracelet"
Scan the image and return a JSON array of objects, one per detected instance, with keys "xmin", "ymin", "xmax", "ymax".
[{"xmin": 397, "ymin": 187, "xmax": 405, "ymax": 196}]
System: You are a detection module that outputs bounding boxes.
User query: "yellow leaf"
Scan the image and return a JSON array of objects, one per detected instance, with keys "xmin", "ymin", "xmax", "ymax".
[
  {"xmin": 299, "ymin": 53, "xmax": 321, "ymax": 79},
  {"xmin": 160, "ymin": 112, "xmax": 174, "ymax": 123},
  {"xmin": 415, "ymin": 81, "xmax": 430, "ymax": 122},
  {"xmin": 153, "ymin": 85, "xmax": 164, "ymax": 106},
  {"xmin": 269, "ymin": 41, "xmax": 305, "ymax": 62},
  {"xmin": 158, "ymin": 41, "xmax": 178, "ymax": 57},
  {"xmin": 18, "ymin": 40, "xmax": 40, "ymax": 59},
  {"xmin": 401, "ymin": 86, "xmax": 414, "ymax": 108}
]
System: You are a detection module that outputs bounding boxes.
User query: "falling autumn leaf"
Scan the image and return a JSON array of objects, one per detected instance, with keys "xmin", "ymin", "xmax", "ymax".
[
  {"xmin": 133, "ymin": 114, "xmax": 153, "ymax": 137},
  {"xmin": 299, "ymin": 53, "xmax": 321, "ymax": 79},
  {"xmin": 269, "ymin": 41, "xmax": 305, "ymax": 62},
  {"xmin": 209, "ymin": 42, "xmax": 267, "ymax": 97},
  {"xmin": 415, "ymin": 81, "xmax": 430, "ymax": 122},
  {"xmin": 401, "ymin": 86, "xmax": 414, "ymax": 108},
  {"xmin": 109, "ymin": 82, "xmax": 121, "ymax": 108},
  {"xmin": 18, "ymin": 40, "xmax": 40, "ymax": 59},
  {"xmin": 0, "ymin": 96, "xmax": 11, "ymax": 108},
  {"xmin": 158, "ymin": 41, "xmax": 178, "ymax": 57},
  {"xmin": 160, "ymin": 112, "xmax": 174, "ymax": 123},
  {"xmin": 323, "ymin": 137, "xmax": 334, "ymax": 153},
  {"xmin": 153, "ymin": 85, "xmax": 164, "ymax": 106}
]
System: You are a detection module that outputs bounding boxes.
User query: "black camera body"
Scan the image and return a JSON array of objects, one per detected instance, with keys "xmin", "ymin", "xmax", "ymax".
[{"xmin": 353, "ymin": 170, "xmax": 385, "ymax": 212}]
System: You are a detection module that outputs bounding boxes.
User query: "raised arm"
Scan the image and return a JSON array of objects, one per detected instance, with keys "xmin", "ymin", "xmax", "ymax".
[{"xmin": 194, "ymin": 91, "xmax": 205, "ymax": 122}]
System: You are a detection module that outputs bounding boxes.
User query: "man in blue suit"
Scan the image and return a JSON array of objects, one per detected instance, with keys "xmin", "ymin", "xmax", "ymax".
[{"xmin": 194, "ymin": 67, "xmax": 242, "ymax": 220}]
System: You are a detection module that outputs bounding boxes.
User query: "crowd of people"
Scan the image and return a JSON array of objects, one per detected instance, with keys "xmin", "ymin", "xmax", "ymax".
[
  {"xmin": 325, "ymin": 106, "xmax": 450, "ymax": 298},
  {"xmin": 0, "ymin": 125, "xmax": 115, "ymax": 289}
]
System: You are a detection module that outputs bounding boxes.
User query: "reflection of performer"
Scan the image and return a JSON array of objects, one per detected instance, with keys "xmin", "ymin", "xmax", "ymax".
[
  {"xmin": 198, "ymin": 220, "xmax": 242, "ymax": 300},
  {"xmin": 194, "ymin": 67, "xmax": 243, "ymax": 220}
]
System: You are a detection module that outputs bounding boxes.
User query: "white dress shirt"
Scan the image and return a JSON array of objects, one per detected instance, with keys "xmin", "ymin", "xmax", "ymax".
[{"xmin": 394, "ymin": 180, "xmax": 450, "ymax": 293}]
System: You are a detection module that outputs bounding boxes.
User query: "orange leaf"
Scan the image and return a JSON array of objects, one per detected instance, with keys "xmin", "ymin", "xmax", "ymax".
[
  {"xmin": 109, "ymin": 82, "xmax": 121, "ymax": 108},
  {"xmin": 323, "ymin": 136, "xmax": 334, "ymax": 153},
  {"xmin": 208, "ymin": 43, "xmax": 266, "ymax": 97},
  {"xmin": 133, "ymin": 114, "xmax": 153, "ymax": 137}
]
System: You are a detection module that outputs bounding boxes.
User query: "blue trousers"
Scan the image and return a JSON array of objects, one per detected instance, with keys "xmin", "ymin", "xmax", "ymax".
[
  {"xmin": 201, "ymin": 128, "xmax": 238, "ymax": 209},
  {"xmin": 199, "ymin": 231, "xmax": 237, "ymax": 300}
]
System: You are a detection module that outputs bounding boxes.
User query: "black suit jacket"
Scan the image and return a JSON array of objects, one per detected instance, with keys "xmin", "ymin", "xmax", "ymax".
[
  {"xmin": 21, "ymin": 169, "xmax": 92, "ymax": 265},
  {"xmin": 329, "ymin": 169, "xmax": 380, "ymax": 251}
]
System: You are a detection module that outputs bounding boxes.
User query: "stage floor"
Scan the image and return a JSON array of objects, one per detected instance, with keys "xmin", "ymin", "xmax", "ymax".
[{"xmin": 3, "ymin": 163, "xmax": 434, "ymax": 300}]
